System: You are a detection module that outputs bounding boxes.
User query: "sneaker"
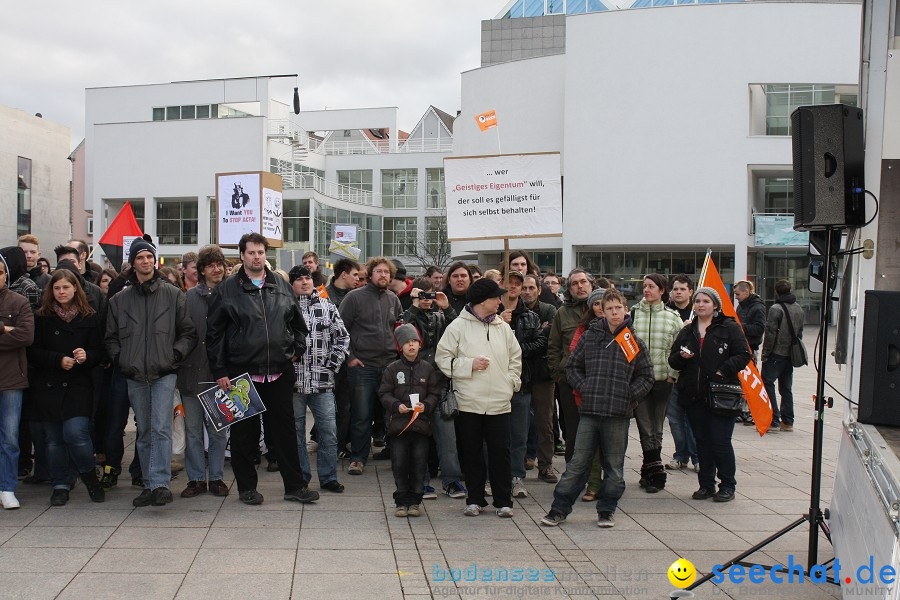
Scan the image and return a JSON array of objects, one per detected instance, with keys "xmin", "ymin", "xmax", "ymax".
[
  {"xmin": 181, "ymin": 480, "xmax": 207, "ymax": 498},
  {"xmin": 307, "ymin": 440, "xmax": 318, "ymax": 453},
  {"xmin": 554, "ymin": 442, "xmax": 566, "ymax": 456},
  {"xmin": 372, "ymin": 448, "xmax": 390, "ymax": 460},
  {"xmin": 80, "ymin": 470, "xmax": 106, "ymax": 503},
  {"xmin": 512, "ymin": 477, "xmax": 528, "ymax": 498},
  {"xmin": 780, "ymin": 423, "xmax": 794, "ymax": 432},
  {"xmin": 538, "ymin": 468, "xmax": 558, "ymax": 483},
  {"xmin": 407, "ymin": 504, "xmax": 421, "ymax": 517},
  {"xmin": 171, "ymin": 460, "xmax": 184, "ymax": 473},
  {"xmin": 284, "ymin": 488, "xmax": 319, "ymax": 503},
  {"xmin": 372, "ymin": 435, "xmax": 386, "ymax": 448},
  {"xmin": 714, "ymin": 489, "xmax": 735, "ymax": 502},
  {"xmin": 100, "ymin": 466, "xmax": 118, "ymax": 490},
  {"xmin": 338, "ymin": 449, "xmax": 352, "ymax": 460},
  {"xmin": 348, "ymin": 461, "xmax": 364, "ymax": 475},
  {"xmin": 484, "ymin": 483, "xmax": 492, "ymax": 497},
  {"xmin": 395, "ymin": 505, "xmax": 408, "ymax": 517},
  {"xmin": 239, "ymin": 490, "xmax": 264, "ymax": 505},
  {"xmin": 525, "ymin": 457, "xmax": 536, "ymax": 471},
  {"xmin": 132, "ymin": 488, "xmax": 153, "ymax": 507},
  {"xmin": 742, "ymin": 419, "xmax": 756, "ymax": 426},
  {"xmin": 422, "ymin": 485, "xmax": 437, "ymax": 500},
  {"xmin": 540, "ymin": 510, "xmax": 566, "ymax": 527},
  {"xmin": 208, "ymin": 480, "xmax": 230, "ymax": 497},
  {"xmin": 597, "ymin": 511, "xmax": 615, "ymax": 528},
  {"xmin": 0, "ymin": 491, "xmax": 20, "ymax": 510},
  {"xmin": 666, "ymin": 460, "xmax": 687, "ymax": 470},
  {"xmin": 320, "ymin": 480, "xmax": 345, "ymax": 493},
  {"xmin": 131, "ymin": 476, "xmax": 144, "ymax": 488},
  {"xmin": 692, "ymin": 487, "xmax": 716, "ymax": 500},
  {"xmin": 444, "ymin": 481, "xmax": 467, "ymax": 499},
  {"xmin": 497, "ymin": 506, "xmax": 514, "ymax": 518},
  {"xmin": 581, "ymin": 490, "xmax": 597, "ymax": 502},
  {"xmin": 463, "ymin": 504, "xmax": 483, "ymax": 516},
  {"xmin": 50, "ymin": 488, "xmax": 69, "ymax": 507},
  {"xmin": 151, "ymin": 487, "xmax": 173, "ymax": 506},
  {"xmin": 266, "ymin": 459, "xmax": 280, "ymax": 473}
]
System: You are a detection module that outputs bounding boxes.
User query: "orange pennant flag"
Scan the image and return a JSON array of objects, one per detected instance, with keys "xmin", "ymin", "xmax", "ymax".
[
  {"xmin": 614, "ymin": 328, "xmax": 640, "ymax": 363},
  {"xmin": 475, "ymin": 109, "xmax": 498, "ymax": 131},
  {"xmin": 698, "ymin": 252, "xmax": 774, "ymax": 436}
]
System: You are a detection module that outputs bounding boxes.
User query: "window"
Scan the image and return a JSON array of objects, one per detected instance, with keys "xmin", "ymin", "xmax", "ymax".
[
  {"xmin": 384, "ymin": 217, "xmax": 418, "ymax": 257},
  {"xmin": 153, "ymin": 105, "xmax": 218, "ymax": 121},
  {"xmin": 17, "ymin": 157, "xmax": 32, "ymax": 237},
  {"xmin": 425, "ymin": 216, "xmax": 448, "ymax": 257},
  {"xmin": 166, "ymin": 106, "xmax": 181, "ymax": 120},
  {"xmin": 132, "ymin": 201, "xmax": 145, "ymax": 232},
  {"xmin": 283, "ymin": 198, "xmax": 310, "ymax": 243},
  {"xmin": 152, "ymin": 107, "xmax": 165, "ymax": 121},
  {"xmin": 765, "ymin": 85, "xmax": 835, "ymax": 135},
  {"xmin": 426, "ymin": 168, "xmax": 445, "ymax": 208},
  {"xmin": 313, "ymin": 202, "xmax": 381, "ymax": 261},
  {"xmin": 337, "ymin": 170, "xmax": 372, "ymax": 191},
  {"xmin": 763, "ymin": 178, "xmax": 793, "ymax": 213},
  {"xmin": 209, "ymin": 198, "xmax": 216, "ymax": 244},
  {"xmin": 156, "ymin": 200, "xmax": 198, "ymax": 245},
  {"xmin": 381, "ymin": 169, "xmax": 418, "ymax": 209}
]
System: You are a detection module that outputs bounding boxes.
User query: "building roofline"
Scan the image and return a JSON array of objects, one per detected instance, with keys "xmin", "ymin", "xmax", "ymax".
[{"xmin": 85, "ymin": 74, "xmax": 297, "ymax": 91}]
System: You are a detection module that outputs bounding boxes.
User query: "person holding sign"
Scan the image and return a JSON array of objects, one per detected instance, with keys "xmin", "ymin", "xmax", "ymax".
[
  {"xmin": 541, "ymin": 289, "xmax": 654, "ymax": 529},
  {"xmin": 379, "ymin": 324, "xmax": 440, "ymax": 518},
  {"xmin": 667, "ymin": 287, "xmax": 751, "ymax": 503}
]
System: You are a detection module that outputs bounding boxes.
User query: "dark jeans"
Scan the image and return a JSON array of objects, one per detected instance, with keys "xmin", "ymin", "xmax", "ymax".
[
  {"xmin": 334, "ymin": 364, "xmax": 351, "ymax": 453},
  {"xmin": 43, "ymin": 417, "xmax": 95, "ymax": 489},
  {"xmin": 685, "ymin": 403, "xmax": 736, "ymax": 493},
  {"xmin": 532, "ymin": 380, "xmax": 555, "ymax": 469},
  {"xmin": 455, "ymin": 411, "xmax": 512, "ymax": 509},
  {"xmin": 763, "ymin": 354, "xmax": 794, "ymax": 426},
  {"xmin": 230, "ymin": 373, "xmax": 305, "ymax": 494},
  {"xmin": 105, "ymin": 366, "xmax": 142, "ymax": 478},
  {"xmin": 91, "ymin": 366, "xmax": 109, "ymax": 455},
  {"xmin": 391, "ymin": 432, "xmax": 429, "ymax": 506},
  {"xmin": 557, "ymin": 381, "xmax": 580, "ymax": 463},
  {"xmin": 347, "ymin": 365, "xmax": 384, "ymax": 464}
]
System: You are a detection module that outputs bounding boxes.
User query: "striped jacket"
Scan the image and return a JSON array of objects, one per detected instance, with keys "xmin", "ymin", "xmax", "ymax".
[
  {"xmin": 294, "ymin": 291, "xmax": 350, "ymax": 394},
  {"xmin": 630, "ymin": 299, "xmax": 682, "ymax": 381}
]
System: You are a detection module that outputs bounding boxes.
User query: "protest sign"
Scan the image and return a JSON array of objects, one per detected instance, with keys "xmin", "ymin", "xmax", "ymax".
[{"xmin": 197, "ymin": 373, "xmax": 267, "ymax": 432}]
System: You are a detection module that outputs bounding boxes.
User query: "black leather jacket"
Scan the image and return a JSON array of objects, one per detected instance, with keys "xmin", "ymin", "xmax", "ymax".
[
  {"xmin": 105, "ymin": 271, "xmax": 197, "ymax": 381},
  {"xmin": 504, "ymin": 300, "xmax": 546, "ymax": 390},
  {"xmin": 206, "ymin": 267, "xmax": 309, "ymax": 380}
]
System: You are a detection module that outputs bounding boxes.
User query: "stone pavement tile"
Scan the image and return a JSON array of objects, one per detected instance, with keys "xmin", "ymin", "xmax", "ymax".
[
  {"xmin": 585, "ymin": 549, "xmax": 679, "ymax": 574},
  {"xmin": 105, "ymin": 526, "xmax": 206, "ymax": 549},
  {"xmin": 687, "ymin": 498, "xmax": 777, "ymax": 515},
  {"xmin": 297, "ymin": 527, "xmax": 392, "ymax": 549},
  {"xmin": 755, "ymin": 499, "xmax": 815, "ymax": 515},
  {"xmin": 82, "ymin": 548, "xmax": 198, "ymax": 573},
  {"xmin": 292, "ymin": 573, "xmax": 403, "ymax": 599},
  {"xmin": 0, "ymin": 526, "xmax": 22, "ymax": 545},
  {"xmin": 295, "ymin": 548, "xmax": 396, "ymax": 573},
  {"xmin": 190, "ymin": 548, "xmax": 296, "ymax": 573},
  {"xmin": 0, "ymin": 547, "xmax": 96, "ymax": 572},
  {"xmin": 562, "ymin": 527, "xmax": 668, "ymax": 551},
  {"xmin": 122, "ymin": 507, "xmax": 218, "ymax": 527},
  {"xmin": 736, "ymin": 486, "xmax": 811, "ymax": 500},
  {"xmin": 5, "ymin": 525, "xmax": 114, "ymax": 548},
  {"xmin": 734, "ymin": 529, "xmax": 831, "ymax": 553},
  {"xmin": 706, "ymin": 512, "xmax": 796, "ymax": 532},
  {"xmin": 629, "ymin": 512, "xmax": 725, "ymax": 532},
  {"xmin": 212, "ymin": 509, "xmax": 304, "ymax": 528},
  {"xmin": 301, "ymin": 495, "xmax": 386, "ymax": 512},
  {"xmin": 0, "ymin": 508, "xmax": 42, "ymax": 527},
  {"xmin": 202, "ymin": 526, "xmax": 298, "ymax": 549},
  {"xmin": 30, "ymin": 508, "xmax": 131, "ymax": 527},
  {"xmin": 299, "ymin": 509, "xmax": 388, "ymax": 529},
  {"xmin": 615, "ymin": 498, "xmax": 697, "ymax": 514},
  {"xmin": 177, "ymin": 573, "xmax": 292, "ymax": 599},
  {"xmin": 0, "ymin": 572, "xmax": 74, "ymax": 599},
  {"xmin": 655, "ymin": 529, "xmax": 755, "ymax": 551},
  {"xmin": 58, "ymin": 573, "xmax": 184, "ymax": 599}
]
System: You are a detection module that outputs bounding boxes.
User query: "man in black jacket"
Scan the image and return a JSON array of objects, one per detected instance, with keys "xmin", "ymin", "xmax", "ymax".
[
  {"xmin": 206, "ymin": 233, "xmax": 316, "ymax": 506},
  {"xmin": 105, "ymin": 238, "xmax": 197, "ymax": 507},
  {"xmin": 17, "ymin": 234, "xmax": 50, "ymax": 291}
]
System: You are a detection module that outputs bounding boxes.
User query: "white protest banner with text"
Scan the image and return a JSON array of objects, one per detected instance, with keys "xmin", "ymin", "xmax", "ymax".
[{"xmin": 443, "ymin": 153, "xmax": 562, "ymax": 241}]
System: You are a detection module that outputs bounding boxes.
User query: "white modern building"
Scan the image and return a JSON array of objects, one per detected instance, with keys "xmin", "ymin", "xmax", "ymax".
[
  {"xmin": 0, "ymin": 104, "xmax": 72, "ymax": 250},
  {"xmin": 453, "ymin": 0, "xmax": 862, "ymax": 314},
  {"xmin": 84, "ymin": 76, "xmax": 454, "ymax": 270}
]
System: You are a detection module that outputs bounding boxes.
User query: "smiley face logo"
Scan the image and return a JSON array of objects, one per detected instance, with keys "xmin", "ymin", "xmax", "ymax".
[{"xmin": 668, "ymin": 558, "xmax": 696, "ymax": 588}]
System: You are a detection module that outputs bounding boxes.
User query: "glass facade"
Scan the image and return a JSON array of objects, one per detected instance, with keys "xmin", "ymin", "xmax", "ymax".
[
  {"xmin": 383, "ymin": 217, "xmax": 419, "ymax": 257},
  {"xmin": 156, "ymin": 200, "xmax": 198, "ymax": 245},
  {"xmin": 765, "ymin": 84, "xmax": 835, "ymax": 135},
  {"xmin": 762, "ymin": 177, "xmax": 793, "ymax": 213},
  {"xmin": 283, "ymin": 198, "xmax": 311, "ymax": 243},
  {"xmin": 426, "ymin": 168, "xmax": 445, "ymax": 208},
  {"xmin": 337, "ymin": 170, "xmax": 373, "ymax": 192},
  {"xmin": 500, "ymin": 0, "xmax": 740, "ymax": 17},
  {"xmin": 381, "ymin": 169, "xmax": 418, "ymax": 209},
  {"xmin": 314, "ymin": 202, "xmax": 382, "ymax": 261}
]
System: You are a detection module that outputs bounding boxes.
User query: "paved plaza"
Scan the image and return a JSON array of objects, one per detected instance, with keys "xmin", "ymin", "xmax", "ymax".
[{"xmin": 0, "ymin": 334, "xmax": 847, "ymax": 599}]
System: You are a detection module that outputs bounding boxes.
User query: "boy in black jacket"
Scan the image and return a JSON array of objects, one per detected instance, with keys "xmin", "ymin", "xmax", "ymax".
[{"xmin": 379, "ymin": 324, "xmax": 440, "ymax": 518}]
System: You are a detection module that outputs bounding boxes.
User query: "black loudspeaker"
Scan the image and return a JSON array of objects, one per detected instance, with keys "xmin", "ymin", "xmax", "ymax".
[
  {"xmin": 791, "ymin": 104, "xmax": 865, "ymax": 231},
  {"xmin": 858, "ymin": 290, "xmax": 900, "ymax": 426}
]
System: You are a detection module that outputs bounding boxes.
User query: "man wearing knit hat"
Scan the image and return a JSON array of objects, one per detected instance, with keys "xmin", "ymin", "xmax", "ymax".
[{"xmin": 105, "ymin": 236, "xmax": 197, "ymax": 507}]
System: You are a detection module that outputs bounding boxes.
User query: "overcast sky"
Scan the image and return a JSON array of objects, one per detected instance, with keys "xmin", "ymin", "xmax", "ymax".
[{"xmin": 2, "ymin": 1, "xmax": 499, "ymax": 149}]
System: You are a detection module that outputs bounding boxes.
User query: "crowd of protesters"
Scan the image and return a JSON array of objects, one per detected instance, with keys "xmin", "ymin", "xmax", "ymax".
[{"xmin": 0, "ymin": 233, "xmax": 803, "ymax": 528}]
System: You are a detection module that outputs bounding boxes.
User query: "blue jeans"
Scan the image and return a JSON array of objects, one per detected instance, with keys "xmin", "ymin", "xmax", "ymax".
[
  {"xmin": 685, "ymin": 403, "xmax": 736, "ymax": 493},
  {"xmin": 348, "ymin": 365, "xmax": 383, "ymax": 464},
  {"xmin": 0, "ymin": 390, "xmax": 23, "ymax": 492},
  {"xmin": 293, "ymin": 390, "xmax": 338, "ymax": 485},
  {"xmin": 422, "ymin": 404, "xmax": 463, "ymax": 488},
  {"xmin": 510, "ymin": 391, "xmax": 532, "ymax": 479},
  {"xmin": 551, "ymin": 414, "xmax": 630, "ymax": 516},
  {"xmin": 667, "ymin": 388, "xmax": 697, "ymax": 465},
  {"xmin": 43, "ymin": 417, "xmax": 95, "ymax": 489},
  {"xmin": 105, "ymin": 367, "xmax": 142, "ymax": 478},
  {"xmin": 763, "ymin": 355, "xmax": 794, "ymax": 426},
  {"xmin": 182, "ymin": 392, "xmax": 226, "ymax": 482},
  {"xmin": 126, "ymin": 374, "xmax": 176, "ymax": 490}
]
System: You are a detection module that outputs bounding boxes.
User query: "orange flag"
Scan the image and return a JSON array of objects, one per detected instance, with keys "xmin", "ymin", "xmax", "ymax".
[
  {"xmin": 698, "ymin": 252, "xmax": 774, "ymax": 436},
  {"xmin": 614, "ymin": 328, "xmax": 641, "ymax": 363},
  {"xmin": 475, "ymin": 109, "xmax": 498, "ymax": 131}
]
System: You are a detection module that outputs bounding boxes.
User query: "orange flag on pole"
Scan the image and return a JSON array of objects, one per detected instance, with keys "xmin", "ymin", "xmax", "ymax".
[
  {"xmin": 475, "ymin": 109, "xmax": 498, "ymax": 131},
  {"xmin": 614, "ymin": 328, "xmax": 641, "ymax": 363},
  {"xmin": 697, "ymin": 251, "xmax": 774, "ymax": 436}
]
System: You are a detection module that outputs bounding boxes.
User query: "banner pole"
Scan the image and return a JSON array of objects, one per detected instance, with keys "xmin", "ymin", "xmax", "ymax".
[{"xmin": 503, "ymin": 238, "xmax": 510, "ymax": 293}]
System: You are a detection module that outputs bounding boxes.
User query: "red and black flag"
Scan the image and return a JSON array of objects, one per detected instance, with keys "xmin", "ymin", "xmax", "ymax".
[{"xmin": 97, "ymin": 202, "xmax": 144, "ymax": 269}]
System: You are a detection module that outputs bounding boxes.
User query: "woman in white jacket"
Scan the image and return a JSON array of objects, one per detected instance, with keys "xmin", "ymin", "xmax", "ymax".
[{"xmin": 436, "ymin": 278, "xmax": 522, "ymax": 518}]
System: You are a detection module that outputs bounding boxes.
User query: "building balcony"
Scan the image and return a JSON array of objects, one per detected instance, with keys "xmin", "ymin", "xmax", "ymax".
[
  {"xmin": 267, "ymin": 120, "xmax": 452, "ymax": 155},
  {"xmin": 277, "ymin": 171, "xmax": 379, "ymax": 207}
]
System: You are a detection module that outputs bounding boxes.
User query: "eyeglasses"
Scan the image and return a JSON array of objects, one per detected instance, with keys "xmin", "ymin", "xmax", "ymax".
[{"xmin": 372, "ymin": 269, "xmax": 391, "ymax": 275}]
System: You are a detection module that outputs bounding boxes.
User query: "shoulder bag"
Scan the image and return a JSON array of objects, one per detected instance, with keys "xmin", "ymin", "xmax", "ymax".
[
  {"xmin": 707, "ymin": 382, "xmax": 744, "ymax": 418},
  {"xmin": 779, "ymin": 305, "xmax": 808, "ymax": 368},
  {"xmin": 439, "ymin": 358, "xmax": 459, "ymax": 420}
]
